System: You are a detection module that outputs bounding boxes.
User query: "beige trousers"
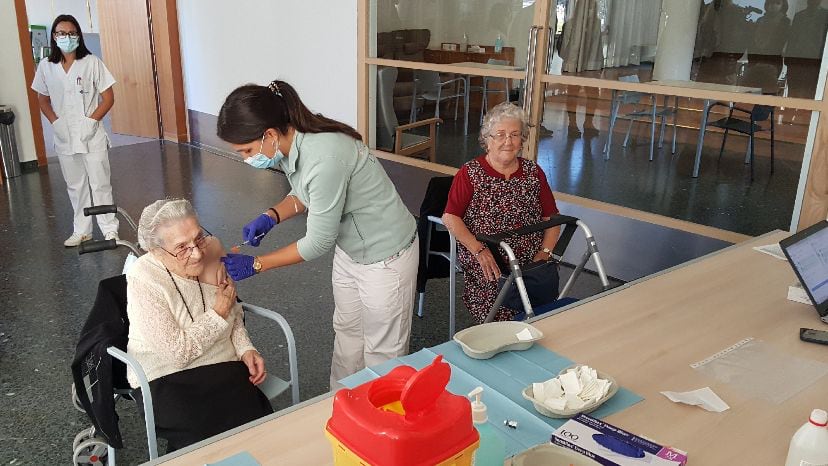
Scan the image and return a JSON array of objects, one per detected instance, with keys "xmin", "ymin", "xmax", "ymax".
[{"xmin": 329, "ymin": 237, "xmax": 418, "ymax": 389}]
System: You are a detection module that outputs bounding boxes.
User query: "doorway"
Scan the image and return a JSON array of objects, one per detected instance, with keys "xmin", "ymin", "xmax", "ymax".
[{"xmin": 22, "ymin": 0, "xmax": 187, "ymax": 159}]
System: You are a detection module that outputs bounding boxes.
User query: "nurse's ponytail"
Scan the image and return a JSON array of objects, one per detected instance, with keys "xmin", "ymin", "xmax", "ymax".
[{"xmin": 217, "ymin": 79, "xmax": 361, "ymax": 145}]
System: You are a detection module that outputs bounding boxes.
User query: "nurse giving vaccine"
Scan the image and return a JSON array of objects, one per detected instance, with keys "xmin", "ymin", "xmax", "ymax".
[{"xmin": 217, "ymin": 80, "xmax": 419, "ymax": 389}]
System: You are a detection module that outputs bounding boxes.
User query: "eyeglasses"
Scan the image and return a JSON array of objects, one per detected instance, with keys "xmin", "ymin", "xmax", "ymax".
[
  {"xmin": 161, "ymin": 228, "xmax": 213, "ymax": 260},
  {"xmin": 54, "ymin": 31, "xmax": 80, "ymax": 39},
  {"xmin": 489, "ymin": 132, "xmax": 523, "ymax": 143}
]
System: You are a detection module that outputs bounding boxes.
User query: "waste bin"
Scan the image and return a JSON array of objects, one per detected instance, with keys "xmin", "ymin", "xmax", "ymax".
[{"xmin": 0, "ymin": 105, "xmax": 22, "ymax": 178}]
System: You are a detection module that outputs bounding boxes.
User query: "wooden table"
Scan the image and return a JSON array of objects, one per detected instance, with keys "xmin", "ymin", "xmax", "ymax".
[
  {"xmin": 150, "ymin": 231, "xmax": 828, "ymax": 465},
  {"xmin": 649, "ymin": 80, "xmax": 763, "ymax": 178}
]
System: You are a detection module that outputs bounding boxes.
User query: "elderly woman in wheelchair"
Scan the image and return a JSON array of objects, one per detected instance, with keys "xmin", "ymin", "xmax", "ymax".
[{"xmin": 127, "ymin": 198, "xmax": 273, "ymax": 450}]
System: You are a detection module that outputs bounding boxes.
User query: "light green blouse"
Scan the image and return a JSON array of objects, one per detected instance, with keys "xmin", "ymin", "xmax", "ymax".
[{"xmin": 279, "ymin": 131, "xmax": 416, "ymax": 264}]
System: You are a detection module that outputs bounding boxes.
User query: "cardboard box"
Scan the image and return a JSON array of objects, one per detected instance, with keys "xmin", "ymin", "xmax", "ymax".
[{"xmin": 551, "ymin": 414, "xmax": 687, "ymax": 466}]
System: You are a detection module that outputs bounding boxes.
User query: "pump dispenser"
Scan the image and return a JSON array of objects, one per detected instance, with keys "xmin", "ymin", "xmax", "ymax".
[{"xmin": 468, "ymin": 387, "xmax": 505, "ymax": 466}]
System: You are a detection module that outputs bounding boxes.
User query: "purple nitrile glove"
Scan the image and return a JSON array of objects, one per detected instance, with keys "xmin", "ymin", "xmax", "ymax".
[
  {"xmin": 242, "ymin": 213, "xmax": 276, "ymax": 247},
  {"xmin": 221, "ymin": 254, "xmax": 256, "ymax": 281}
]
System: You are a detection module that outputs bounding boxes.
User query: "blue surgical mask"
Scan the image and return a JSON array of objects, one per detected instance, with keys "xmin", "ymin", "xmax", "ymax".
[
  {"xmin": 56, "ymin": 36, "xmax": 80, "ymax": 53},
  {"xmin": 244, "ymin": 133, "xmax": 284, "ymax": 169}
]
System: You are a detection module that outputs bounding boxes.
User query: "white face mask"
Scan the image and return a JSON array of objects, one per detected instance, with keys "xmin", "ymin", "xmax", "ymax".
[
  {"xmin": 56, "ymin": 36, "xmax": 80, "ymax": 53},
  {"xmin": 244, "ymin": 132, "xmax": 284, "ymax": 169}
]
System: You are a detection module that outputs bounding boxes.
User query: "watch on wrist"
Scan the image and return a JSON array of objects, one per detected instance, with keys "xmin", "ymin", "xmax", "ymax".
[{"xmin": 252, "ymin": 256, "xmax": 263, "ymax": 274}]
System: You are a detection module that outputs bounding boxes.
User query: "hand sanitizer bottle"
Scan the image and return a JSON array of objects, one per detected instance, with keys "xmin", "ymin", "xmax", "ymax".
[
  {"xmin": 785, "ymin": 408, "xmax": 828, "ymax": 466},
  {"xmin": 494, "ymin": 34, "xmax": 503, "ymax": 53},
  {"xmin": 468, "ymin": 387, "xmax": 505, "ymax": 466}
]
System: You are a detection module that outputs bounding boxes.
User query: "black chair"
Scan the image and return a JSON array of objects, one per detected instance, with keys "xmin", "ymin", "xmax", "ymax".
[
  {"xmin": 708, "ymin": 103, "xmax": 775, "ymax": 181},
  {"xmin": 415, "ymin": 176, "xmax": 458, "ymax": 337}
]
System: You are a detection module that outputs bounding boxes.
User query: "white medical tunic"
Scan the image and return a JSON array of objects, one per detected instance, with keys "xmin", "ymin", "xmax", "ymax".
[{"xmin": 31, "ymin": 54, "xmax": 116, "ymax": 156}]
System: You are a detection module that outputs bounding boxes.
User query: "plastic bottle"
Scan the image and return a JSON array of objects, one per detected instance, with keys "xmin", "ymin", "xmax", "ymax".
[
  {"xmin": 784, "ymin": 408, "xmax": 828, "ymax": 466},
  {"xmin": 462, "ymin": 32, "xmax": 469, "ymax": 52},
  {"xmin": 494, "ymin": 34, "xmax": 503, "ymax": 53},
  {"xmin": 468, "ymin": 387, "xmax": 505, "ymax": 466}
]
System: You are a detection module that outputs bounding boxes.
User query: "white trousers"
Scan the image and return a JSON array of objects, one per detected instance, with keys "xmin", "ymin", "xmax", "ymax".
[
  {"xmin": 329, "ymin": 236, "xmax": 419, "ymax": 389},
  {"xmin": 57, "ymin": 150, "xmax": 119, "ymax": 235}
]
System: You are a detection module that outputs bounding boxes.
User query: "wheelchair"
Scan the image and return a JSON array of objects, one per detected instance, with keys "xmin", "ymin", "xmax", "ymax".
[{"xmin": 70, "ymin": 205, "xmax": 299, "ymax": 465}]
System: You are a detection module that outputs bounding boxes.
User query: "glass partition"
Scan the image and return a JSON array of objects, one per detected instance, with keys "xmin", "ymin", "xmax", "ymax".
[
  {"xmin": 371, "ymin": 0, "xmax": 537, "ymax": 70},
  {"xmin": 537, "ymin": 82, "xmax": 812, "ymax": 235},
  {"xmin": 549, "ymin": 0, "xmax": 827, "ymax": 99},
  {"xmin": 374, "ymin": 64, "xmax": 526, "ymax": 167}
]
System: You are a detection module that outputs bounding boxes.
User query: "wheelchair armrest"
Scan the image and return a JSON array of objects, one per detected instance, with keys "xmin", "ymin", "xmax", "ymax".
[
  {"xmin": 241, "ymin": 303, "xmax": 300, "ymax": 404},
  {"xmin": 107, "ymin": 347, "xmax": 159, "ymax": 460}
]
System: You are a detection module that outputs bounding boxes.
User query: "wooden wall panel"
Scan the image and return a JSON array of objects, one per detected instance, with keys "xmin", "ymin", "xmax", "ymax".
[
  {"xmin": 150, "ymin": 0, "xmax": 188, "ymax": 142},
  {"xmin": 798, "ymin": 110, "xmax": 828, "ymax": 230},
  {"xmin": 14, "ymin": 0, "xmax": 47, "ymax": 167},
  {"xmin": 98, "ymin": 0, "xmax": 159, "ymax": 138}
]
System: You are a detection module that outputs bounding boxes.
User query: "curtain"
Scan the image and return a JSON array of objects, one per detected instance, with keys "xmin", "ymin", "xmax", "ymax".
[
  {"xmin": 377, "ymin": 0, "xmax": 402, "ymax": 33},
  {"xmin": 560, "ymin": 0, "xmax": 607, "ymax": 72},
  {"xmin": 604, "ymin": 0, "xmax": 661, "ymax": 68}
]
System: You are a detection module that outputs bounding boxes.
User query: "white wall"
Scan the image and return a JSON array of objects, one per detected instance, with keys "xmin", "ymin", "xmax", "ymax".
[
  {"xmin": 0, "ymin": 1, "xmax": 38, "ymax": 163},
  {"xmin": 177, "ymin": 0, "xmax": 358, "ymax": 127},
  {"xmin": 25, "ymin": 0, "xmax": 99, "ymax": 31}
]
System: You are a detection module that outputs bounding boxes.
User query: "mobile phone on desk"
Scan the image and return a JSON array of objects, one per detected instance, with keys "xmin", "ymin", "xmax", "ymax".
[{"xmin": 800, "ymin": 328, "xmax": 828, "ymax": 345}]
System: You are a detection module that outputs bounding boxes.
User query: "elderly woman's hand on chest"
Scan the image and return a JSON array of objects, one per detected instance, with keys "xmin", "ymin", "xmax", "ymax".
[{"xmin": 212, "ymin": 263, "xmax": 237, "ymax": 319}]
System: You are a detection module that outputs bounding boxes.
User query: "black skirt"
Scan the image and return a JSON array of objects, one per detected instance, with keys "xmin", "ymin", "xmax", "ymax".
[{"xmin": 147, "ymin": 360, "xmax": 273, "ymax": 451}]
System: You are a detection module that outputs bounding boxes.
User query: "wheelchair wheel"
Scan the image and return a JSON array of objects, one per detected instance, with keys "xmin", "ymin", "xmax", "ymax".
[
  {"xmin": 73, "ymin": 437, "xmax": 108, "ymax": 466},
  {"xmin": 71, "ymin": 383, "xmax": 86, "ymax": 413},
  {"xmin": 72, "ymin": 426, "xmax": 96, "ymax": 452}
]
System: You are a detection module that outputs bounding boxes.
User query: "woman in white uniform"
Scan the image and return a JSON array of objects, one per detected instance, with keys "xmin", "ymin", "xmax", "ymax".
[{"xmin": 31, "ymin": 14, "xmax": 119, "ymax": 246}]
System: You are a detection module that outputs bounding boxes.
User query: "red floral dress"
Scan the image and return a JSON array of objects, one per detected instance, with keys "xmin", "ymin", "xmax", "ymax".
[{"xmin": 444, "ymin": 156, "xmax": 558, "ymax": 323}]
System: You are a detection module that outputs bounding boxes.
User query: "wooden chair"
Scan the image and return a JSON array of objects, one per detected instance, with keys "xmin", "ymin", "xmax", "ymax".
[{"xmin": 377, "ymin": 67, "xmax": 441, "ymax": 162}]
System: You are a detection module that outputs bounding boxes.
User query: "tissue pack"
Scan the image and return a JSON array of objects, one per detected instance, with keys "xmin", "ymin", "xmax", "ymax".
[{"xmin": 551, "ymin": 414, "xmax": 687, "ymax": 466}]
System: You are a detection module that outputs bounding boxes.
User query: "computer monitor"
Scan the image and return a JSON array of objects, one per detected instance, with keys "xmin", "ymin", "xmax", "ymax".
[{"xmin": 780, "ymin": 220, "xmax": 828, "ymax": 324}]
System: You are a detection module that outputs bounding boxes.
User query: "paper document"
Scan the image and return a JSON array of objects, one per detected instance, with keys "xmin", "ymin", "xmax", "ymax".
[
  {"xmin": 660, "ymin": 387, "xmax": 730, "ymax": 412},
  {"xmin": 788, "ymin": 283, "xmax": 811, "ymax": 305},
  {"xmin": 752, "ymin": 243, "xmax": 786, "ymax": 260}
]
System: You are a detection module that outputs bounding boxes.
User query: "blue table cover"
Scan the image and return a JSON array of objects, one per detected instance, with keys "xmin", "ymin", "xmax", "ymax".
[{"xmin": 340, "ymin": 341, "xmax": 643, "ymax": 458}]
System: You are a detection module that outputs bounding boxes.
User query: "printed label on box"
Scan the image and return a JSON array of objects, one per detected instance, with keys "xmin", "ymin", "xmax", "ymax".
[{"xmin": 551, "ymin": 414, "xmax": 687, "ymax": 466}]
